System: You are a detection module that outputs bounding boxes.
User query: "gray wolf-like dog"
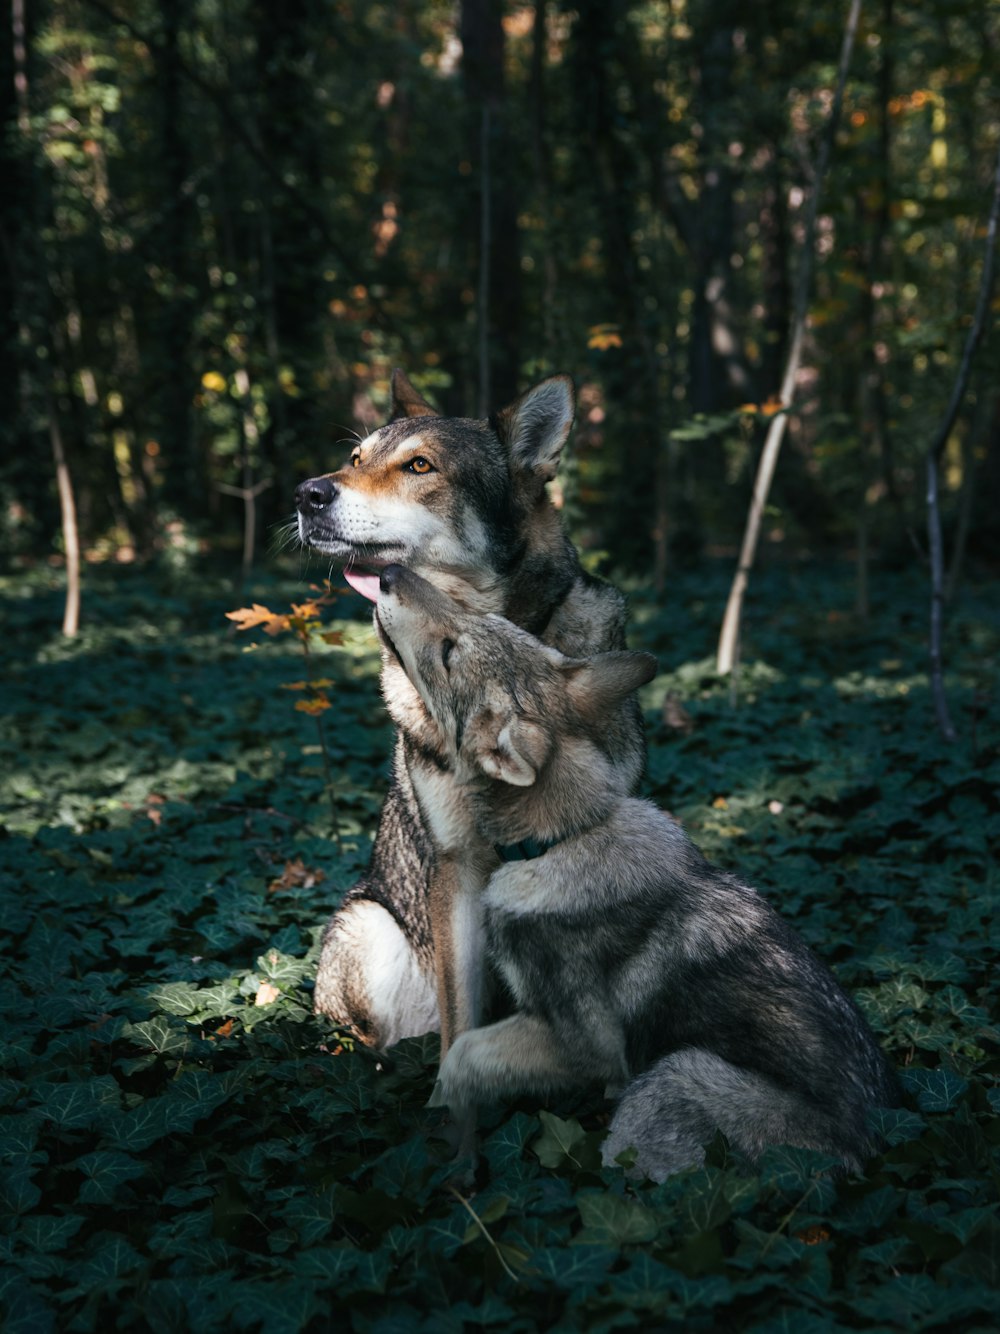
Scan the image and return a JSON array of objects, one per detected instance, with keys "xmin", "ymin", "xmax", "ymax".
[
  {"xmin": 375, "ymin": 564, "xmax": 900, "ymax": 1180},
  {"xmin": 295, "ymin": 372, "xmax": 643, "ymax": 1053}
]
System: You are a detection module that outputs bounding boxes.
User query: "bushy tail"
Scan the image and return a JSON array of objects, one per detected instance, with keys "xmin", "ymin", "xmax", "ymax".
[{"xmin": 603, "ymin": 1047, "xmax": 878, "ymax": 1181}]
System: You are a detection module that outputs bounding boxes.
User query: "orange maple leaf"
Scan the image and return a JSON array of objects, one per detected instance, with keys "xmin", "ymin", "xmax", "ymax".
[
  {"xmin": 225, "ymin": 604, "xmax": 290, "ymax": 635},
  {"xmin": 290, "ymin": 599, "xmax": 325, "ymax": 620},
  {"xmin": 295, "ymin": 696, "xmax": 331, "ymax": 715}
]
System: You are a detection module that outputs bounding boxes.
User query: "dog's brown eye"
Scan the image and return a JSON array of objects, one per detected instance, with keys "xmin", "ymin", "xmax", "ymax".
[
  {"xmin": 407, "ymin": 457, "xmax": 434, "ymax": 474},
  {"xmin": 441, "ymin": 639, "xmax": 455, "ymax": 670}
]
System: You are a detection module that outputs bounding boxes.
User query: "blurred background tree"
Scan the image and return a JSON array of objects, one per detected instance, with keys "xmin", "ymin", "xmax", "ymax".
[{"xmin": 2, "ymin": 0, "xmax": 998, "ymax": 598}]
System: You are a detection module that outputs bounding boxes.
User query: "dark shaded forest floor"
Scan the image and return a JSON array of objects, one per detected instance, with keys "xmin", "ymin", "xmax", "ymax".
[{"xmin": 1, "ymin": 557, "xmax": 998, "ymax": 1332}]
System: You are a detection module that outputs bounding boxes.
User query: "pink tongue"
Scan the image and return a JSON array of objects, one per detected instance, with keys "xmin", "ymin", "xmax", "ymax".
[{"xmin": 343, "ymin": 568, "xmax": 382, "ymax": 603}]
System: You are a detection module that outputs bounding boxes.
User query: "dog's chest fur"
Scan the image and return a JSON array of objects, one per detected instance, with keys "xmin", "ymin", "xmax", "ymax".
[{"xmin": 407, "ymin": 752, "xmax": 480, "ymax": 856}]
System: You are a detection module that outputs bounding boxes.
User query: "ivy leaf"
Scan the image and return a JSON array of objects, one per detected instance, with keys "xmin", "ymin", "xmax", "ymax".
[
  {"xmin": 484, "ymin": 1111, "xmax": 539, "ymax": 1180},
  {"xmin": 576, "ymin": 1191, "xmax": 659, "ymax": 1246},
  {"xmin": 123, "ymin": 1015, "xmax": 191, "ymax": 1056},
  {"xmin": 146, "ymin": 982, "xmax": 204, "ymax": 1017},
  {"xmin": 291, "ymin": 1245, "xmax": 359, "ymax": 1283},
  {"xmin": 17, "ymin": 1215, "xmax": 86, "ymax": 1254},
  {"xmin": 76, "ymin": 1150, "xmax": 147, "ymax": 1204},
  {"xmin": 837, "ymin": 1184, "xmax": 903, "ymax": 1235},
  {"xmin": 75, "ymin": 1234, "xmax": 145, "ymax": 1286},
  {"xmin": 853, "ymin": 1273, "xmax": 995, "ymax": 1326},
  {"xmin": 103, "ymin": 1099, "xmax": 174, "ymax": 1152},
  {"xmin": 255, "ymin": 949, "xmax": 308, "ymax": 987},
  {"xmin": 1, "ymin": 1170, "xmax": 42, "ymax": 1215},
  {"xmin": 858, "ymin": 1235, "xmax": 917, "ymax": 1267},
  {"xmin": 279, "ymin": 1189, "xmax": 339, "ymax": 1246},
  {"xmin": 529, "ymin": 1244, "xmax": 616, "ymax": 1290},
  {"xmin": 677, "ymin": 1167, "xmax": 741, "ymax": 1232},
  {"xmin": 900, "ymin": 1067, "xmax": 969, "ymax": 1111},
  {"xmin": 731, "ymin": 1219, "xmax": 807, "ymax": 1270},
  {"xmin": 757, "ymin": 1145, "xmax": 840, "ymax": 1215},
  {"xmin": 868, "ymin": 1104, "xmax": 926, "ymax": 1144},
  {"xmin": 230, "ymin": 1282, "xmax": 321, "ymax": 1333},
  {"xmin": 31, "ymin": 1076, "xmax": 121, "ymax": 1129},
  {"xmin": 612, "ymin": 1251, "xmax": 680, "ymax": 1311},
  {"xmin": 664, "ymin": 1271, "xmax": 735, "ymax": 1311},
  {"xmin": 532, "ymin": 1110, "xmax": 601, "ymax": 1172},
  {"xmin": 421, "ymin": 1209, "xmax": 469, "ymax": 1259}
]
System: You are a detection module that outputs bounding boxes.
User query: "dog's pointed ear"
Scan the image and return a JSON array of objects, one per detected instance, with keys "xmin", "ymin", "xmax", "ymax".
[
  {"xmin": 471, "ymin": 714, "xmax": 551, "ymax": 787},
  {"xmin": 494, "ymin": 375, "xmax": 575, "ymax": 480},
  {"xmin": 389, "ymin": 369, "xmax": 437, "ymax": 421},
  {"xmin": 563, "ymin": 651, "xmax": 657, "ymax": 719}
]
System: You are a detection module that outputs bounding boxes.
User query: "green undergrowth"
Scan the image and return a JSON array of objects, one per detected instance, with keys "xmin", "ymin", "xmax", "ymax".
[{"xmin": 1, "ymin": 558, "xmax": 998, "ymax": 1332}]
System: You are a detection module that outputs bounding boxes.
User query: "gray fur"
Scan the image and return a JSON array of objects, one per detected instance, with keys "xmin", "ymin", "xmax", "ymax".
[{"xmin": 377, "ymin": 570, "xmax": 900, "ymax": 1179}]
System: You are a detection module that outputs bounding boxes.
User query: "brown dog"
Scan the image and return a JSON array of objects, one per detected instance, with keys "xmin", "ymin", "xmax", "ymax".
[{"xmin": 295, "ymin": 372, "xmax": 644, "ymax": 1056}]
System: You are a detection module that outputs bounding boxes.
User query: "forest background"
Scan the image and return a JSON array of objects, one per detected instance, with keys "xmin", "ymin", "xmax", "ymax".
[
  {"xmin": 3, "ymin": 0, "xmax": 999, "ymax": 593},
  {"xmin": 2, "ymin": 2, "xmax": 999, "ymax": 1331}
]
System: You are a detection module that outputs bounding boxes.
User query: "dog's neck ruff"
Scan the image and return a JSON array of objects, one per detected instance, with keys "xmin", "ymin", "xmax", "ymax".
[{"xmin": 494, "ymin": 836, "xmax": 562, "ymax": 863}]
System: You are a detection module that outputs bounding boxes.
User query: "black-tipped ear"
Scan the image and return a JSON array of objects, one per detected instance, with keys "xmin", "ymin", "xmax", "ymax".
[
  {"xmin": 494, "ymin": 375, "xmax": 575, "ymax": 480},
  {"xmin": 390, "ymin": 369, "xmax": 437, "ymax": 421},
  {"xmin": 564, "ymin": 651, "xmax": 658, "ymax": 719}
]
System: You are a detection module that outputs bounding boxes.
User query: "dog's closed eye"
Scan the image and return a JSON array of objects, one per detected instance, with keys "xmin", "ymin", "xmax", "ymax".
[{"xmin": 441, "ymin": 639, "xmax": 455, "ymax": 671}]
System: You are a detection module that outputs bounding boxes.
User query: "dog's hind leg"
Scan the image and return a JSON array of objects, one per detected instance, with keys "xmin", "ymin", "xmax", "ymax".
[
  {"xmin": 313, "ymin": 899, "xmax": 438, "ymax": 1050},
  {"xmin": 603, "ymin": 1048, "xmax": 867, "ymax": 1181}
]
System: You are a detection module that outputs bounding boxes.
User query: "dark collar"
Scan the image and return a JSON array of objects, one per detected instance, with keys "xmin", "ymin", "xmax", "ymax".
[{"xmin": 494, "ymin": 836, "xmax": 562, "ymax": 863}]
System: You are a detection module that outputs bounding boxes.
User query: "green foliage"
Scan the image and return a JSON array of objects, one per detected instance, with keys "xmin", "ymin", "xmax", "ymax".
[
  {"xmin": 1, "ymin": 560, "xmax": 998, "ymax": 1330},
  {"xmin": 6, "ymin": 0, "xmax": 1000, "ymax": 572}
]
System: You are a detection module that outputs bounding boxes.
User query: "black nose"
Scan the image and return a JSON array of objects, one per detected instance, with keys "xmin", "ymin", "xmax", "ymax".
[
  {"xmin": 379, "ymin": 564, "xmax": 406, "ymax": 593},
  {"xmin": 295, "ymin": 476, "xmax": 336, "ymax": 513}
]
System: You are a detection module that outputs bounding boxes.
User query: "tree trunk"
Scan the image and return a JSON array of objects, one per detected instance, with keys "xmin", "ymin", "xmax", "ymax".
[
  {"xmin": 49, "ymin": 400, "xmax": 81, "ymax": 636},
  {"xmin": 688, "ymin": 20, "xmax": 748, "ymax": 413},
  {"xmin": 156, "ymin": 0, "xmax": 197, "ymax": 514},
  {"xmin": 529, "ymin": 1, "xmax": 559, "ymax": 362},
  {"xmin": 758, "ymin": 143, "xmax": 791, "ymax": 399},
  {"xmin": 924, "ymin": 139, "xmax": 1000, "ymax": 741},
  {"xmin": 461, "ymin": 0, "xmax": 521, "ymax": 411},
  {"xmin": 572, "ymin": 0, "xmax": 663, "ymax": 563},
  {"xmin": 945, "ymin": 394, "xmax": 989, "ymax": 604},
  {"xmin": 855, "ymin": 0, "xmax": 896, "ymax": 617},
  {"xmin": 717, "ymin": 0, "xmax": 863, "ymax": 675},
  {"xmin": 252, "ymin": 0, "xmax": 328, "ymax": 483}
]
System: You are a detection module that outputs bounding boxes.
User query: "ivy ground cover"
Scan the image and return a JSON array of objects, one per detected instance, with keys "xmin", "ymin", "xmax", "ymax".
[{"xmin": 1, "ymin": 559, "xmax": 998, "ymax": 1332}]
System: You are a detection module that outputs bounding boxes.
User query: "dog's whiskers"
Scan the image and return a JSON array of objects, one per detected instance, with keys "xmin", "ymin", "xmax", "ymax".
[
  {"xmin": 333, "ymin": 422, "xmax": 363, "ymax": 447},
  {"xmin": 268, "ymin": 517, "xmax": 301, "ymax": 556}
]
